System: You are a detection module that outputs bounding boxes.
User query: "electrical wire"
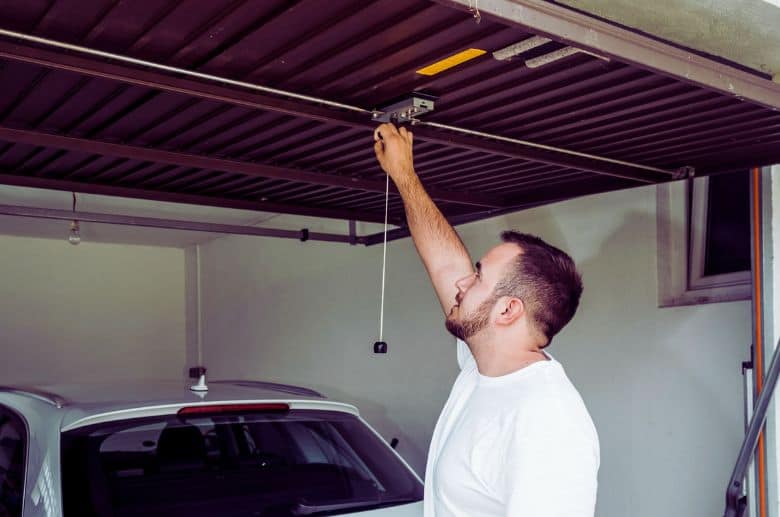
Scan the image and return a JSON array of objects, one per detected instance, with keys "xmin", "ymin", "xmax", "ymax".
[{"xmin": 378, "ymin": 173, "xmax": 390, "ymax": 342}]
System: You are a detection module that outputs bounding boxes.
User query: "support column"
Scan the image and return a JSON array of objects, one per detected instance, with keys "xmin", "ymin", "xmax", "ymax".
[
  {"xmin": 765, "ymin": 165, "xmax": 780, "ymax": 517},
  {"xmin": 748, "ymin": 165, "xmax": 779, "ymax": 517}
]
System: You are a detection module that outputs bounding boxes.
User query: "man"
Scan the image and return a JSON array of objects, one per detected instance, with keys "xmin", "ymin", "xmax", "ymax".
[{"xmin": 373, "ymin": 123, "xmax": 600, "ymax": 516}]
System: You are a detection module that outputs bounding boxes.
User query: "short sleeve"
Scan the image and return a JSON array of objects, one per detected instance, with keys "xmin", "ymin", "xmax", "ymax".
[
  {"xmin": 456, "ymin": 338, "xmax": 476, "ymax": 370},
  {"xmin": 501, "ymin": 401, "xmax": 600, "ymax": 517}
]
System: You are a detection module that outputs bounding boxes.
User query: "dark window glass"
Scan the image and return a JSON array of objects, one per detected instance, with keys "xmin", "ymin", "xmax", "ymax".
[
  {"xmin": 0, "ymin": 406, "xmax": 26, "ymax": 517},
  {"xmin": 62, "ymin": 410, "xmax": 421, "ymax": 517},
  {"xmin": 704, "ymin": 171, "xmax": 751, "ymax": 276}
]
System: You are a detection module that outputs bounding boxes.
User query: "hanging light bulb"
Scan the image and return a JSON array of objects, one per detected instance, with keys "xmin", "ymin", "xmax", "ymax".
[
  {"xmin": 68, "ymin": 220, "xmax": 81, "ymax": 245},
  {"xmin": 67, "ymin": 192, "xmax": 81, "ymax": 245}
]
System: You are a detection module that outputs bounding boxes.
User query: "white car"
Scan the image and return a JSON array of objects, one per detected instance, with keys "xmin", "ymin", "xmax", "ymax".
[{"xmin": 0, "ymin": 378, "xmax": 423, "ymax": 516}]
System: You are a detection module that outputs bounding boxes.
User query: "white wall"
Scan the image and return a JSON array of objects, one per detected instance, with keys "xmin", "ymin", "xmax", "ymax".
[
  {"xmin": 0, "ymin": 236, "xmax": 187, "ymax": 384},
  {"xmin": 198, "ymin": 184, "xmax": 749, "ymax": 517}
]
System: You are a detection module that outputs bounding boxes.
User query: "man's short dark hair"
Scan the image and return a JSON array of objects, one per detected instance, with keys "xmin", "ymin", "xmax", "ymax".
[{"xmin": 495, "ymin": 231, "xmax": 583, "ymax": 346}]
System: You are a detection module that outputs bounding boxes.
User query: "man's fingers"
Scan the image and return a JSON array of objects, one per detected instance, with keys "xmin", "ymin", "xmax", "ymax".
[
  {"xmin": 375, "ymin": 123, "xmax": 399, "ymax": 141},
  {"xmin": 375, "ymin": 123, "xmax": 414, "ymax": 142},
  {"xmin": 398, "ymin": 126, "xmax": 414, "ymax": 146}
]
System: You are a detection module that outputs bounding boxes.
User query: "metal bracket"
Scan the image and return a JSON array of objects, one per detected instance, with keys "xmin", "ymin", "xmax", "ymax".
[
  {"xmin": 673, "ymin": 165, "xmax": 696, "ymax": 180},
  {"xmin": 372, "ymin": 93, "xmax": 437, "ymax": 124},
  {"xmin": 348, "ymin": 220, "xmax": 357, "ymax": 246}
]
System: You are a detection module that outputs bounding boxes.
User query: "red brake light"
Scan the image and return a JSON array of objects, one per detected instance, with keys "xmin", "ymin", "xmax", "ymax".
[{"xmin": 177, "ymin": 403, "xmax": 290, "ymax": 416}]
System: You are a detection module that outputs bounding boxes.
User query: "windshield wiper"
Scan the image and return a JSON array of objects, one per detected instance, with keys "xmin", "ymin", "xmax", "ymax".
[{"xmin": 291, "ymin": 497, "xmax": 420, "ymax": 516}]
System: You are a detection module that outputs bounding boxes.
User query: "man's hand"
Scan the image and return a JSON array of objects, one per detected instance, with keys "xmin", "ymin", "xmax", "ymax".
[{"xmin": 374, "ymin": 123, "xmax": 415, "ymax": 183}]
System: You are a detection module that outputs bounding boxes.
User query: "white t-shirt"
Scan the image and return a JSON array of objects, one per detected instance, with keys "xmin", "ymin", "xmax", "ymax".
[{"xmin": 423, "ymin": 339, "xmax": 599, "ymax": 517}]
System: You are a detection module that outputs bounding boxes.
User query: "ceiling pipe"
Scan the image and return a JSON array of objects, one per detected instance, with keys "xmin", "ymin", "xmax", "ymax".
[{"xmin": 0, "ymin": 203, "xmax": 360, "ymax": 243}]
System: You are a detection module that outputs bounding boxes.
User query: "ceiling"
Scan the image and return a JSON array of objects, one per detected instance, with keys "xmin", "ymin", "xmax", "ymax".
[
  {"xmin": 555, "ymin": 0, "xmax": 780, "ymax": 79},
  {"xmin": 0, "ymin": 0, "xmax": 779, "ymax": 245}
]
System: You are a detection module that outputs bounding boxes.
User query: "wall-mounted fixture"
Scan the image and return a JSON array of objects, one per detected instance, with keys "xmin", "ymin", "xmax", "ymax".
[
  {"xmin": 492, "ymin": 36, "xmax": 551, "ymax": 61},
  {"xmin": 68, "ymin": 193, "xmax": 80, "ymax": 245}
]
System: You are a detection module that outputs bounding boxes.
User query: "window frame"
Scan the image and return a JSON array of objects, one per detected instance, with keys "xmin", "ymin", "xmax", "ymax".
[
  {"xmin": 656, "ymin": 177, "xmax": 751, "ymax": 307},
  {"xmin": 688, "ymin": 175, "xmax": 752, "ymax": 290}
]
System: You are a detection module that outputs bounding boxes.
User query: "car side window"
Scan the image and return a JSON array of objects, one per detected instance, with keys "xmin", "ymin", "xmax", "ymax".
[{"xmin": 0, "ymin": 406, "xmax": 26, "ymax": 517}]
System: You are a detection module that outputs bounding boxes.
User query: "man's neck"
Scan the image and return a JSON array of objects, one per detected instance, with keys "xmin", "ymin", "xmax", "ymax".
[{"xmin": 468, "ymin": 332, "xmax": 548, "ymax": 377}]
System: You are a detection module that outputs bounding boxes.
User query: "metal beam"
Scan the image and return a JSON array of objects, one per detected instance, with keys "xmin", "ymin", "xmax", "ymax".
[
  {"xmin": 0, "ymin": 204, "xmax": 359, "ymax": 244},
  {"xmin": 0, "ymin": 173, "xmax": 395, "ymax": 225},
  {"xmin": 0, "ymin": 37, "xmax": 673, "ymax": 183},
  {"xmin": 0, "ymin": 126, "xmax": 502, "ymax": 208},
  {"xmin": 436, "ymin": 0, "xmax": 780, "ymax": 111}
]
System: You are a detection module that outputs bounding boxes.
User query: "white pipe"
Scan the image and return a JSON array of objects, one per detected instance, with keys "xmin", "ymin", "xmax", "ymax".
[
  {"xmin": 419, "ymin": 121, "xmax": 674, "ymax": 175},
  {"xmin": 0, "ymin": 28, "xmax": 372, "ymax": 115}
]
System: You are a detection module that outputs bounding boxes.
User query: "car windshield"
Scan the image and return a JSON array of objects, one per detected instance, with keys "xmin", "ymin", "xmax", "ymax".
[{"xmin": 61, "ymin": 408, "xmax": 422, "ymax": 516}]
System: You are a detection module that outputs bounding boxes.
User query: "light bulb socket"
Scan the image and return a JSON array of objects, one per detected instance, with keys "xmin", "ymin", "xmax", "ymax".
[{"xmin": 68, "ymin": 220, "xmax": 81, "ymax": 245}]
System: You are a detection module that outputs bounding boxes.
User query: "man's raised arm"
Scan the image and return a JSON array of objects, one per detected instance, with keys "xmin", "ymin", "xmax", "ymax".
[{"xmin": 373, "ymin": 123, "xmax": 474, "ymax": 316}]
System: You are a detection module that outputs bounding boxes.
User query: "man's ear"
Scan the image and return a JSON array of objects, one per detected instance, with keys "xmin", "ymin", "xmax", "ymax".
[{"xmin": 495, "ymin": 296, "xmax": 525, "ymax": 326}]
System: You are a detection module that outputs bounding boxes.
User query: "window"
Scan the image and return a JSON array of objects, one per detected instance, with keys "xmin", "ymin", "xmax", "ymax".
[
  {"xmin": 0, "ymin": 406, "xmax": 26, "ymax": 517},
  {"xmin": 657, "ymin": 170, "xmax": 752, "ymax": 307},
  {"xmin": 62, "ymin": 409, "xmax": 422, "ymax": 516}
]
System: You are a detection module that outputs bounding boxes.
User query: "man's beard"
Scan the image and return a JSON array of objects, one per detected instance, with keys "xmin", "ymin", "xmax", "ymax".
[{"xmin": 445, "ymin": 295, "xmax": 496, "ymax": 341}]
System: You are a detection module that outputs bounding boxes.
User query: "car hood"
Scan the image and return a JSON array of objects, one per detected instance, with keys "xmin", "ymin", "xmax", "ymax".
[{"xmin": 349, "ymin": 501, "xmax": 423, "ymax": 516}]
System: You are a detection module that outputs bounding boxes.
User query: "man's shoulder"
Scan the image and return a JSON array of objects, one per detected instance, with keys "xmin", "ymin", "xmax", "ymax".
[{"xmin": 490, "ymin": 364, "xmax": 591, "ymax": 419}]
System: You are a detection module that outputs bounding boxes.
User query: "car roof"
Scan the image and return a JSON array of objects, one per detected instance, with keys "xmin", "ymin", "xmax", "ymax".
[{"xmin": 0, "ymin": 379, "xmax": 359, "ymax": 431}]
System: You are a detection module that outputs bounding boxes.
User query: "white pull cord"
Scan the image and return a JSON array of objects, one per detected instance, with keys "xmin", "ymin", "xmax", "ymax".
[{"xmin": 378, "ymin": 173, "xmax": 390, "ymax": 342}]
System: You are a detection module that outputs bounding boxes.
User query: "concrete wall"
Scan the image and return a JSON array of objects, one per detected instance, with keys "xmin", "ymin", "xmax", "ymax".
[
  {"xmin": 198, "ymin": 184, "xmax": 749, "ymax": 517},
  {"xmin": 0, "ymin": 236, "xmax": 186, "ymax": 384}
]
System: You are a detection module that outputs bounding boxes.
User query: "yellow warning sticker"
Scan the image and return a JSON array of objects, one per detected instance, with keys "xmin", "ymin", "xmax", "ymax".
[{"xmin": 416, "ymin": 48, "xmax": 487, "ymax": 76}]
